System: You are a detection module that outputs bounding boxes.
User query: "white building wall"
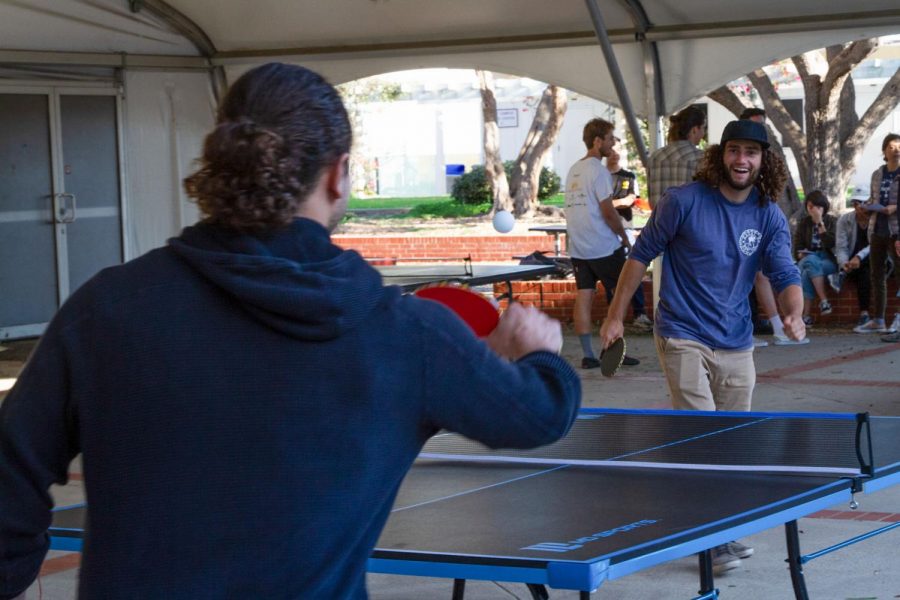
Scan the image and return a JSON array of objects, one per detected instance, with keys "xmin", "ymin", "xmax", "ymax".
[
  {"xmin": 356, "ymin": 72, "xmax": 900, "ymax": 199},
  {"xmin": 355, "ymin": 91, "xmax": 611, "ymax": 197}
]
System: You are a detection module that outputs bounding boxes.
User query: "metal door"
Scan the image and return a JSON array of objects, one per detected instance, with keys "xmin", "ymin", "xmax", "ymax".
[{"xmin": 0, "ymin": 88, "xmax": 124, "ymax": 340}]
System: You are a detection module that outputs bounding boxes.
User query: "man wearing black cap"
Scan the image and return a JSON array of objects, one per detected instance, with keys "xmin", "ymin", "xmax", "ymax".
[
  {"xmin": 599, "ymin": 119, "xmax": 805, "ymax": 573},
  {"xmin": 602, "ymin": 119, "xmax": 804, "ymax": 407}
]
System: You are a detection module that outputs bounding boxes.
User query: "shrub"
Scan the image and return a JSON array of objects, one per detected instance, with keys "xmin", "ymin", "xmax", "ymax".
[
  {"xmin": 450, "ymin": 165, "xmax": 492, "ymax": 205},
  {"xmin": 451, "ymin": 163, "xmax": 561, "ymax": 205}
]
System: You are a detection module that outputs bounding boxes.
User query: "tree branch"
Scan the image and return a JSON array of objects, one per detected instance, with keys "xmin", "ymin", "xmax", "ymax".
[
  {"xmin": 842, "ymin": 64, "xmax": 900, "ymax": 170},
  {"xmin": 707, "ymin": 84, "xmax": 750, "ymax": 117},
  {"xmin": 823, "ymin": 39, "xmax": 878, "ymax": 91},
  {"xmin": 748, "ymin": 68, "xmax": 806, "ymax": 158}
]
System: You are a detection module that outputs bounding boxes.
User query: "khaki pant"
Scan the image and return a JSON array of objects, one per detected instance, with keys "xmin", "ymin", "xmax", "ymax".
[{"xmin": 654, "ymin": 335, "xmax": 755, "ymax": 411}]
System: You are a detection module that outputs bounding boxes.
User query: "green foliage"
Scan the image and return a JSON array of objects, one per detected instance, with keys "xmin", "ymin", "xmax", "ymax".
[
  {"xmin": 450, "ymin": 163, "xmax": 561, "ymax": 205},
  {"xmin": 541, "ymin": 192, "xmax": 565, "ymax": 207},
  {"xmin": 450, "ymin": 166, "xmax": 493, "ymax": 205},
  {"xmin": 348, "ymin": 196, "xmax": 447, "ymax": 210},
  {"xmin": 336, "ymin": 79, "xmax": 403, "ymax": 104}
]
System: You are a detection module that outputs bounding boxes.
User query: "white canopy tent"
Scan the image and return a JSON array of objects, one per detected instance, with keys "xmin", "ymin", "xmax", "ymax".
[{"xmin": 1, "ymin": 0, "xmax": 899, "ymax": 339}]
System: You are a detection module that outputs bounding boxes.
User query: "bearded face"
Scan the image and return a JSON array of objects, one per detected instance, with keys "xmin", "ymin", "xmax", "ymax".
[{"xmin": 722, "ymin": 140, "xmax": 762, "ymax": 191}]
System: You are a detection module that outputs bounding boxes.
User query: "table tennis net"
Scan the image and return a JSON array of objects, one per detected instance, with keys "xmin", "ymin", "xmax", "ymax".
[{"xmin": 420, "ymin": 412, "xmax": 890, "ymax": 477}]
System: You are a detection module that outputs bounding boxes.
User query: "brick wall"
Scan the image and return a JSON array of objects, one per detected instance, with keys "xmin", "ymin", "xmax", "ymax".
[
  {"xmin": 335, "ymin": 234, "xmax": 899, "ymax": 326},
  {"xmin": 334, "ymin": 234, "xmax": 564, "ymax": 262},
  {"xmin": 499, "ymin": 278, "xmax": 900, "ymax": 325},
  {"xmin": 495, "ymin": 279, "xmax": 654, "ymax": 323}
]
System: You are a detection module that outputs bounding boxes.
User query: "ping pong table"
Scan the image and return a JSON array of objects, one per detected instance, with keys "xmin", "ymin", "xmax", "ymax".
[
  {"xmin": 376, "ymin": 262, "xmax": 557, "ymax": 293},
  {"xmin": 49, "ymin": 409, "xmax": 900, "ymax": 599},
  {"xmin": 528, "ymin": 225, "xmax": 568, "ymax": 257}
]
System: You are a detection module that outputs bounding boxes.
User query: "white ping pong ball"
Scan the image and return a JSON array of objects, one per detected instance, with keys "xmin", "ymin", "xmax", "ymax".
[{"xmin": 492, "ymin": 210, "xmax": 515, "ymax": 234}]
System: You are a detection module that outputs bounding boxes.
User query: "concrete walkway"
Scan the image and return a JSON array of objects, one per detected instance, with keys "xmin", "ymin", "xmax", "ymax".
[{"xmin": 4, "ymin": 329, "xmax": 899, "ymax": 599}]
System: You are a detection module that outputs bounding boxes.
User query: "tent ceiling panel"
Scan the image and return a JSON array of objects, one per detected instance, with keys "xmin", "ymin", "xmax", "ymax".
[
  {"xmin": 3, "ymin": 1, "xmax": 900, "ymax": 116},
  {"xmin": 221, "ymin": 43, "xmax": 646, "ymax": 113},
  {"xmin": 172, "ymin": 0, "xmax": 616, "ymax": 51},
  {"xmin": 0, "ymin": 0, "xmax": 197, "ymax": 56},
  {"xmin": 658, "ymin": 25, "xmax": 900, "ymax": 113}
]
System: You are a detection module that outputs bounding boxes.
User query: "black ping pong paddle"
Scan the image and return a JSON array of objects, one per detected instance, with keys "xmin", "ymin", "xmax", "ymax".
[
  {"xmin": 414, "ymin": 286, "xmax": 500, "ymax": 337},
  {"xmin": 600, "ymin": 337, "xmax": 626, "ymax": 377}
]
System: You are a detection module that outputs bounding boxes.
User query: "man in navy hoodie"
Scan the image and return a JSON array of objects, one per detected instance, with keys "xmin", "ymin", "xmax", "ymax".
[{"xmin": 0, "ymin": 63, "xmax": 580, "ymax": 599}]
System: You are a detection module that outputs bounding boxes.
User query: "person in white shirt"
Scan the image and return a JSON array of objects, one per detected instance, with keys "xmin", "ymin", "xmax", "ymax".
[{"xmin": 564, "ymin": 118, "xmax": 636, "ymax": 369}]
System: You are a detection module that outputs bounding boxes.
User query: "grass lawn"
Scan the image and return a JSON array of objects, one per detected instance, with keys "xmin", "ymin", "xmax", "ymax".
[
  {"xmin": 348, "ymin": 196, "xmax": 448, "ymax": 210},
  {"xmin": 349, "ymin": 194, "xmax": 565, "ymax": 219}
]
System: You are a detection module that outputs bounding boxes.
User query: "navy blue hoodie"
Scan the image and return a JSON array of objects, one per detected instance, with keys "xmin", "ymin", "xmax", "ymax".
[{"xmin": 0, "ymin": 218, "xmax": 580, "ymax": 599}]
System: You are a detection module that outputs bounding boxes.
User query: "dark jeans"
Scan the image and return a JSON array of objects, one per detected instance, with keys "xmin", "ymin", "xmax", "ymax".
[
  {"xmin": 847, "ymin": 259, "xmax": 871, "ymax": 313},
  {"xmin": 869, "ymin": 234, "xmax": 899, "ymax": 319}
]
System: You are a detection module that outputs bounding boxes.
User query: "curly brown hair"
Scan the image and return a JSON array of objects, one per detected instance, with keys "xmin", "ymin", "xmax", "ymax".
[
  {"xmin": 184, "ymin": 63, "xmax": 352, "ymax": 234},
  {"xmin": 694, "ymin": 144, "xmax": 788, "ymax": 206}
]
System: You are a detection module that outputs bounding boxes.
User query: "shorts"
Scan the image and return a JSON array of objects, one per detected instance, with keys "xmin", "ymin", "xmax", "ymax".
[{"xmin": 571, "ymin": 248, "xmax": 626, "ymax": 291}]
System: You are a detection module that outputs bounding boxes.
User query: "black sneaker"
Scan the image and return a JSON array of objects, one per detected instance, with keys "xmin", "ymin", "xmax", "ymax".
[
  {"xmin": 581, "ymin": 357, "xmax": 601, "ymax": 369},
  {"xmin": 622, "ymin": 355, "xmax": 640, "ymax": 366}
]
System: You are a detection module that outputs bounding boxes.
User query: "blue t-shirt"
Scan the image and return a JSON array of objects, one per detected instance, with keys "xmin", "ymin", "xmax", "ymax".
[{"xmin": 630, "ymin": 181, "xmax": 800, "ymax": 350}]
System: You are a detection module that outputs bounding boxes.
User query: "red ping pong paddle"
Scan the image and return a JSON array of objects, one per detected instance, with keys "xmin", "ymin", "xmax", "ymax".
[
  {"xmin": 600, "ymin": 337, "xmax": 626, "ymax": 377},
  {"xmin": 414, "ymin": 286, "xmax": 500, "ymax": 337}
]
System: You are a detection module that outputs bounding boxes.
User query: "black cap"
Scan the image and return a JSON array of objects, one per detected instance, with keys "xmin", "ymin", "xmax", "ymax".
[{"xmin": 720, "ymin": 120, "xmax": 769, "ymax": 149}]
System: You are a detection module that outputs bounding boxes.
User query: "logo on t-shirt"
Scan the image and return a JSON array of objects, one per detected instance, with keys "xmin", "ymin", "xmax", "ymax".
[{"xmin": 739, "ymin": 229, "xmax": 762, "ymax": 256}]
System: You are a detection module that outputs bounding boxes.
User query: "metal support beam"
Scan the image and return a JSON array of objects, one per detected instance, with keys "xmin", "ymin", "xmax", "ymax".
[
  {"xmin": 583, "ymin": 0, "xmax": 650, "ymax": 165},
  {"xmin": 126, "ymin": 0, "xmax": 227, "ymax": 101},
  {"xmin": 620, "ymin": 0, "xmax": 665, "ymax": 152}
]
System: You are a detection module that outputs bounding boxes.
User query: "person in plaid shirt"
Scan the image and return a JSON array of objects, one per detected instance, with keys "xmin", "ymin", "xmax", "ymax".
[{"xmin": 647, "ymin": 105, "xmax": 706, "ymax": 209}]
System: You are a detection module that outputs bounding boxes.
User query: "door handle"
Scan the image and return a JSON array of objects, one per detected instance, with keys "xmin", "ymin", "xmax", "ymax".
[{"xmin": 52, "ymin": 193, "xmax": 77, "ymax": 224}]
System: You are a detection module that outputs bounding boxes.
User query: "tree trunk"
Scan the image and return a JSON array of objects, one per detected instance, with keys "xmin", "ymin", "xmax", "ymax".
[
  {"xmin": 508, "ymin": 85, "xmax": 568, "ymax": 217},
  {"xmin": 475, "ymin": 70, "xmax": 512, "ymax": 213}
]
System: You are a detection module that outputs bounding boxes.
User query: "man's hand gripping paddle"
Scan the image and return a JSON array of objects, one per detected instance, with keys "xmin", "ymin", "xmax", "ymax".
[
  {"xmin": 414, "ymin": 286, "xmax": 500, "ymax": 337},
  {"xmin": 600, "ymin": 337, "xmax": 626, "ymax": 377}
]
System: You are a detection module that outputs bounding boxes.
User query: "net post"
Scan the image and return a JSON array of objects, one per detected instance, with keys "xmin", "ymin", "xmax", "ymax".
[{"xmin": 854, "ymin": 412, "xmax": 874, "ymax": 479}]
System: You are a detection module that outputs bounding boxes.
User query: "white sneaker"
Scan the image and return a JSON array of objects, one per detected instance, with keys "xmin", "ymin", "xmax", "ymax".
[
  {"xmin": 854, "ymin": 320, "xmax": 889, "ymax": 334},
  {"xmin": 753, "ymin": 337, "xmax": 768, "ymax": 348},
  {"xmin": 632, "ymin": 314, "xmax": 653, "ymax": 329},
  {"xmin": 774, "ymin": 334, "xmax": 810, "ymax": 346},
  {"xmin": 888, "ymin": 313, "xmax": 900, "ymax": 334},
  {"xmin": 827, "ymin": 272, "xmax": 845, "ymax": 293}
]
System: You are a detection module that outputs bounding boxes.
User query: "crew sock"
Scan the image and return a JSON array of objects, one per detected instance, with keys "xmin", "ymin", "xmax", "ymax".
[
  {"xmin": 769, "ymin": 315, "xmax": 785, "ymax": 338},
  {"xmin": 579, "ymin": 334, "xmax": 595, "ymax": 359}
]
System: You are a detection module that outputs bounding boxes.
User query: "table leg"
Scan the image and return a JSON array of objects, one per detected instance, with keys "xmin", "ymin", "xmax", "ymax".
[
  {"xmin": 525, "ymin": 583, "xmax": 549, "ymax": 599},
  {"xmin": 785, "ymin": 520, "xmax": 810, "ymax": 600},
  {"xmin": 697, "ymin": 549, "xmax": 715, "ymax": 596},
  {"xmin": 451, "ymin": 578, "xmax": 466, "ymax": 600}
]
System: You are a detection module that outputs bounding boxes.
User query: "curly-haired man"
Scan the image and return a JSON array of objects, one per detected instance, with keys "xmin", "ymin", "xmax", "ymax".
[
  {"xmin": 599, "ymin": 119, "xmax": 804, "ymax": 574},
  {"xmin": 602, "ymin": 120, "xmax": 804, "ymax": 409},
  {"xmin": 0, "ymin": 63, "xmax": 580, "ymax": 599}
]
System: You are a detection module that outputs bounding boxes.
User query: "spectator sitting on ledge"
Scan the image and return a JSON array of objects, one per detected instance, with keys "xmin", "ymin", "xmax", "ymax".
[
  {"xmin": 793, "ymin": 190, "xmax": 838, "ymax": 326},
  {"xmin": 830, "ymin": 187, "xmax": 872, "ymax": 329}
]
